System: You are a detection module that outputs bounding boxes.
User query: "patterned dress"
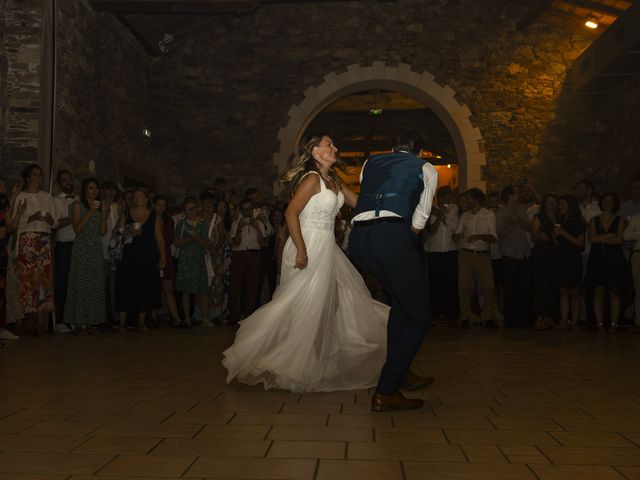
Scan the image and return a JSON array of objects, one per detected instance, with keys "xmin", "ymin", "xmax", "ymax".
[
  {"xmin": 175, "ymin": 219, "xmax": 208, "ymax": 294},
  {"xmin": 65, "ymin": 202, "xmax": 105, "ymax": 326}
]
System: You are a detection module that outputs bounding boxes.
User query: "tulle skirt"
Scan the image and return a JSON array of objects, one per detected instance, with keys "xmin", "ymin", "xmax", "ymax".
[{"xmin": 222, "ymin": 227, "xmax": 389, "ymax": 392}]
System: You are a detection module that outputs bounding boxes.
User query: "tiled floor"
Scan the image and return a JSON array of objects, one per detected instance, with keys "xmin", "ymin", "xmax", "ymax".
[{"xmin": 1, "ymin": 326, "xmax": 639, "ymax": 479}]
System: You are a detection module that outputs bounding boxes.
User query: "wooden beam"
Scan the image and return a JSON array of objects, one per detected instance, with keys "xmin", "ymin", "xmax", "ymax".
[
  {"xmin": 517, "ymin": 0, "xmax": 555, "ymax": 30},
  {"xmin": 562, "ymin": 0, "xmax": 625, "ymax": 17},
  {"xmin": 90, "ymin": 0, "xmax": 389, "ymax": 15},
  {"xmin": 89, "ymin": 0, "xmax": 259, "ymax": 15}
]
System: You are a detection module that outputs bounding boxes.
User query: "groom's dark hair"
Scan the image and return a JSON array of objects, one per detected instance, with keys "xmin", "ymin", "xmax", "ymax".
[{"xmin": 392, "ymin": 129, "xmax": 427, "ymax": 155}]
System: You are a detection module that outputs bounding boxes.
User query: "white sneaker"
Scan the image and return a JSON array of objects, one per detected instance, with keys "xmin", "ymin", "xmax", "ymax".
[
  {"xmin": 55, "ymin": 323, "xmax": 71, "ymax": 334},
  {"xmin": 0, "ymin": 329, "xmax": 19, "ymax": 340}
]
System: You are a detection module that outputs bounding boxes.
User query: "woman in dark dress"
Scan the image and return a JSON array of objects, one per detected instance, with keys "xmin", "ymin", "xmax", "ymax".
[
  {"xmin": 584, "ymin": 192, "xmax": 628, "ymax": 332},
  {"xmin": 154, "ymin": 196, "xmax": 181, "ymax": 327},
  {"xmin": 554, "ymin": 195, "xmax": 585, "ymax": 330},
  {"xmin": 531, "ymin": 193, "xmax": 560, "ymax": 330},
  {"xmin": 115, "ymin": 189, "xmax": 166, "ymax": 332}
]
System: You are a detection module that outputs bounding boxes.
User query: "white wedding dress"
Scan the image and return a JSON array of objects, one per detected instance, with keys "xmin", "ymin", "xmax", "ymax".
[{"xmin": 222, "ymin": 172, "xmax": 389, "ymax": 392}]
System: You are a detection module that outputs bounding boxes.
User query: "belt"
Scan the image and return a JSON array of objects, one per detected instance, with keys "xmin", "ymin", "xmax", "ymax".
[
  {"xmin": 461, "ymin": 248, "xmax": 489, "ymax": 254},
  {"xmin": 353, "ymin": 217, "xmax": 405, "ymax": 228}
]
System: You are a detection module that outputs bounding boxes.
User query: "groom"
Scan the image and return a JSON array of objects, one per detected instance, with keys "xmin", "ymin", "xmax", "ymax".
[{"xmin": 349, "ymin": 129, "xmax": 438, "ymax": 412}]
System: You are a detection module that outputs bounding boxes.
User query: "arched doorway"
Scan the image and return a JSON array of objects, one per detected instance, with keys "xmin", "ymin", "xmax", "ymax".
[{"xmin": 272, "ymin": 62, "xmax": 485, "ymax": 196}]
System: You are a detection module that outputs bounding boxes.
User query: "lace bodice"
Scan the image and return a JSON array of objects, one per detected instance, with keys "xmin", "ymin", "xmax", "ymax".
[{"xmin": 299, "ymin": 172, "xmax": 344, "ymax": 231}]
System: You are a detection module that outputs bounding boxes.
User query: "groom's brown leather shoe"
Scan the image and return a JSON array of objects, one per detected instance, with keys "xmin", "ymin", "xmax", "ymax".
[
  {"xmin": 371, "ymin": 391, "xmax": 424, "ymax": 412},
  {"xmin": 401, "ymin": 371, "xmax": 435, "ymax": 391}
]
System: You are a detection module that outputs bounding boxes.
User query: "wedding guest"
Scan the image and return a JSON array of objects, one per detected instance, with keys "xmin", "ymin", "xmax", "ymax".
[
  {"xmin": 496, "ymin": 186, "xmax": 531, "ymax": 327},
  {"xmin": 3, "ymin": 183, "xmax": 23, "ymax": 334},
  {"xmin": 585, "ymin": 193, "xmax": 628, "ymax": 332},
  {"xmin": 100, "ymin": 180, "xmax": 120, "ymax": 324},
  {"xmin": 174, "ymin": 197, "xmax": 210, "ymax": 327},
  {"xmin": 425, "ymin": 186, "xmax": 459, "ymax": 326},
  {"xmin": 65, "ymin": 178, "xmax": 108, "ymax": 334},
  {"xmin": 228, "ymin": 198, "xmax": 267, "ymax": 324},
  {"xmin": 0, "ymin": 179, "xmax": 19, "ymax": 340},
  {"xmin": 213, "ymin": 177, "xmax": 229, "ymax": 203},
  {"xmin": 12, "ymin": 164, "xmax": 56, "ymax": 335},
  {"xmin": 201, "ymin": 193, "xmax": 227, "ymax": 325},
  {"xmin": 53, "ymin": 170, "xmax": 77, "ymax": 332},
  {"xmin": 454, "ymin": 188, "xmax": 498, "ymax": 328},
  {"xmin": 115, "ymin": 189, "xmax": 165, "ymax": 332},
  {"xmin": 621, "ymin": 177, "xmax": 640, "ymax": 261},
  {"xmin": 487, "ymin": 191, "xmax": 504, "ymax": 324},
  {"xmin": 210, "ymin": 199, "xmax": 232, "ymax": 323},
  {"xmin": 624, "ymin": 210, "xmax": 640, "ymax": 333},
  {"xmin": 531, "ymin": 193, "xmax": 560, "ymax": 330},
  {"xmin": 266, "ymin": 208, "xmax": 285, "ymax": 298},
  {"xmin": 154, "ymin": 196, "xmax": 182, "ymax": 327},
  {"xmin": 554, "ymin": 195, "xmax": 586, "ymax": 330}
]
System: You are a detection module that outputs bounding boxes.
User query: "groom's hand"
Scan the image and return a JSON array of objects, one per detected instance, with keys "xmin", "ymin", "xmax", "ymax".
[{"xmin": 411, "ymin": 226, "xmax": 422, "ymax": 235}]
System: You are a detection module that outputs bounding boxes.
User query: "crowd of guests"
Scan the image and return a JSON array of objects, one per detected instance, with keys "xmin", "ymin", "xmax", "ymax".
[
  {"xmin": 423, "ymin": 178, "xmax": 640, "ymax": 333},
  {"xmin": 0, "ymin": 166, "xmax": 288, "ymax": 339},
  {"xmin": 1, "ymin": 164, "xmax": 639, "ymax": 340}
]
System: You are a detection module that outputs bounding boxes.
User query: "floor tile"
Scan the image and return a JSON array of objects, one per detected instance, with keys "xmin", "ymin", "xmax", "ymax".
[
  {"xmin": 70, "ymin": 436, "xmax": 161, "ymax": 454},
  {"xmin": 268, "ymin": 440, "xmax": 345, "ymax": 459},
  {"xmin": 196, "ymin": 424, "xmax": 271, "ymax": 440},
  {"xmin": 403, "ymin": 462, "xmax": 536, "ymax": 480},
  {"xmin": 150, "ymin": 438, "xmax": 270, "ymax": 457},
  {"xmin": 185, "ymin": 456, "xmax": 316, "ymax": 479},
  {"xmin": 268, "ymin": 426, "xmax": 372, "ymax": 442},
  {"xmin": 316, "ymin": 459, "xmax": 403, "ymax": 480},
  {"xmin": 461, "ymin": 444, "xmax": 508, "ymax": 463},
  {"xmin": 281, "ymin": 403, "xmax": 341, "ymax": 414},
  {"xmin": 530, "ymin": 464, "xmax": 628, "ymax": 480},
  {"xmin": 500, "ymin": 445, "xmax": 550, "ymax": 464},
  {"xmin": 0, "ymin": 433, "xmax": 87, "ymax": 453},
  {"xmin": 373, "ymin": 427, "xmax": 447, "ymax": 444},
  {"xmin": 0, "ymin": 451, "xmax": 113, "ymax": 475},
  {"xmin": 445, "ymin": 429, "xmax": 559, "ymax": 446},
  {"xmin": 230, "ymin": 412, "xmax": 328, "ymax": 426},
  {"xmin": 328, "ymin": 414, "xmax": 392, "ymax": 427},
  {"xmin": 550, "ymin": 431, "xmax": 635, "ymax": 447},
  {"xmin": 92, "ymin": 421, "xmax": 203, "ymax": 438},
  {"xmin": 539, "ymin": 446, "xmax": 640, "ymax": 465},
  {"xmin": 99, "ymin": 454, "xmax": 195, "ymax": 477},
  {"xmin": 347, "ymin": 442, "xmax": 466, "ymax": 462}
]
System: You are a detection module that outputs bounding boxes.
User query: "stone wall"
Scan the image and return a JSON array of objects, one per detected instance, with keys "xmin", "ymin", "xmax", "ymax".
[
  {"xmin": 0, "ymin": 0, "xmax": 150, "ymax": 189},
  {"xmin": 55, "ymin": 0, "xmax": 151, "ymax": 185},
  {"xmin": 589, "ymin": 76, "xmax": 640, "ymax": 199},
  {"xmin": 146, "ymin": 0, "xmax": 594, "ymax": 200},
  {"xmin": 0, "ymin": 0, "xmax": 41, "ymax": 185}
]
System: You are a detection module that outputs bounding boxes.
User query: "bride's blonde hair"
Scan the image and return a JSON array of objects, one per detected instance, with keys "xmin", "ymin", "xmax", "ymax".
[{"xmin": 281, "ymin": 133, "xmax": 340, "ymax": 197}]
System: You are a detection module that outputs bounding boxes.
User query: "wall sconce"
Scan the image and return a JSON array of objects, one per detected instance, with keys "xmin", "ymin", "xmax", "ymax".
[{"xmin": 142, "ymin": 128, "xmax": 151, "ymax": 138}]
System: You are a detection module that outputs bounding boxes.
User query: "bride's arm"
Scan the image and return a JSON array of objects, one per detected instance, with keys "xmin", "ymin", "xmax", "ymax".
[
  {"xmin": 340, "ymin": 183, "xmax": 358, "ymax": 208},
  {"xmin": 284, "ymin": 174, "xmax": 320, "ymax": 269}
]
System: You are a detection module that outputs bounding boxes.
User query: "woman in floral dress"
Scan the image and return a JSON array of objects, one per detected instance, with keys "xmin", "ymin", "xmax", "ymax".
[{"xmin": 65, "ymin": 178, "xmax": 108, "ymax": 334}]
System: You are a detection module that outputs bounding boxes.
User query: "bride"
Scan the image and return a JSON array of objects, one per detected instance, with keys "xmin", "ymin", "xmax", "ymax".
[{"xmin": 222, "ymin": 134, "xmax": 389, "ymax": 392}]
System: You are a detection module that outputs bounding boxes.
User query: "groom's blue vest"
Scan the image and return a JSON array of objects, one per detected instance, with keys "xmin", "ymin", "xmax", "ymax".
[{"xmin": 353, "ymin": 152, "xmax": 425, "ymax": 222}]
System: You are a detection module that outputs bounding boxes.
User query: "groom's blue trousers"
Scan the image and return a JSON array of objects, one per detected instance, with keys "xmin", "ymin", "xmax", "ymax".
[{"xmin": 349, "ymin": 221, "xmax": 431, "ymax": 395}]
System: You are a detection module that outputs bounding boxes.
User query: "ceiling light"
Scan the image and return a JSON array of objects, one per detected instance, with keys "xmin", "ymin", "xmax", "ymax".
[{"xmin": 585, "ymin": 18, "xmax": 598, "ymax": 29}]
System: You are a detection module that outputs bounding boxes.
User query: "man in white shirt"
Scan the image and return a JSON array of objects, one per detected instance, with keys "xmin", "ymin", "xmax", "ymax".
[
  {"xmin": 425, "ymin": 186, "xmax": 459, "ymax": 325},
  {"xmin": 454, "ymin": 188, "xmax": 498, "ymax": 328},
  {"xmin": 53, "ymin": 170, "xmax": 77, "ymax": 333},
  {"xmin": 624, "ymin": 212, "xmax": 640, "ymax": 332},
  {"xmin": 228, "ymin": 198, "xmax": 267, "ymax": 324},
  {"xmin": 349, "ymin": 129, "xmax": 438, "ymax": 412}
]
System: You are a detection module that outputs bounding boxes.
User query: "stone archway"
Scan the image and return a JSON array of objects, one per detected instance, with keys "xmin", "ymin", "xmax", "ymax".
[{"xmin": 273, "ymin": 61, "xmax": 485, "ymax": 195}]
